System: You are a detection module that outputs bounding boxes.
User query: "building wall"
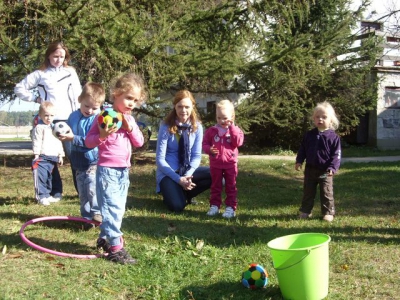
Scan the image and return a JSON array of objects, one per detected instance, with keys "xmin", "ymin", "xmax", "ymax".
[{"xmin": 371, "ymin": 68, "xmax": 400, "ymax": 149}]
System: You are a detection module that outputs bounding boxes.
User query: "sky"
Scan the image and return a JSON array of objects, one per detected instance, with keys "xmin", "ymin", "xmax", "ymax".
[
  {"xmin": 1, "ymin": 0, "xmax": 398, "ymax": 112},
  {"xmin": 0, "ymin": 99, "xmax": 39, "ymax": 112}
]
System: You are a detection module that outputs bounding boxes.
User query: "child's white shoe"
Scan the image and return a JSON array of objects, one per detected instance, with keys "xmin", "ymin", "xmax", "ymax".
[
  {"xmin": 222, "ymin": 206, "xmax": 236, "ymax": 219},
  {"xmin": 50, "ymin": 193, "xmax": 62, "ymax": 202},
  {"xmin": 206, "ymin": 205, "xmax": 220, "ymax": 216},
  {"xmin": 38, "ymin": 197, "xmax": 51, "ymax": 206}
]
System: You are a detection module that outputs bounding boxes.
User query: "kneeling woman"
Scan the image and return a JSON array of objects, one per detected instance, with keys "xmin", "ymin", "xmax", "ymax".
[{"xmin": 156, "ymin": 90, "xmax": 211, "ymax": 212}]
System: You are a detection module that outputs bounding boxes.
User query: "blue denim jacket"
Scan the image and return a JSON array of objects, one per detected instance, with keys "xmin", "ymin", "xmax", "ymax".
[{"xmin": 67, "ymin": 109, "xmax": 99, "ymax": 171}]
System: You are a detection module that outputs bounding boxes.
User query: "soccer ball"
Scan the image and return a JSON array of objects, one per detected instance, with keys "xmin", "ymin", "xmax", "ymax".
[
  {"xmin": 241, "ymin": 263, "xmax": 268, "ymax": 289},
  {"xmin": 52, "ymin": 121, "xmax": 71, "ymax": 137},
  {"xmin": 98, "ymin": 108, "xmax": 123, "ymax": 130}
]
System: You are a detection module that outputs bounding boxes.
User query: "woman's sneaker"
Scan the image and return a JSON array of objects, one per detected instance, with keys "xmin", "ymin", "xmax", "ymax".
[
  {"xmin": 206, "ymin": 205, "xmax": 220, "ymax": 216},
  {"xmin": 222, "ymin": 206, "xmax": 236, "ymax": 219},
  {"xmin": 106, "ymin": 248, "xmax": 137, "ymax": 265}
]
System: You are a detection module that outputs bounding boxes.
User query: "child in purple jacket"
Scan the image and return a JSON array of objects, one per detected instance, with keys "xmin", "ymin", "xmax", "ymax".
[
  {"xmin": 295, "ymin": 101, "xmax": 341, "ymax": 222},
  {"xmin": 203, "ymin": 100, "xmax": 244, "ymax": 218}
]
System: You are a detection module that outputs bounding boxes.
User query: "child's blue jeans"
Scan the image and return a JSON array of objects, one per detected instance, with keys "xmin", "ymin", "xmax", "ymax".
[
  {"xmin": 76, "ymin": 164, "xmax": 99, "ymax": 220},
  {"xmin": 96, "ymin": 165, "xmax": 129, "ymax": 247}
]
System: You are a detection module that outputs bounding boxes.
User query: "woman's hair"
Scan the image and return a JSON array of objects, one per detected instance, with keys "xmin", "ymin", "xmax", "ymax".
[
  {"xmin": 216, "ymin": 99, "xmax": 235, "ymax": 118},
  {"xmin": 78, "ymin": 82, "xmax": 106, "ymax": 105},
  {"xmin": 40, "ymin": 41, "xmax": 71, "ymax": 70},
  {"xmin": 164, "ymin": 90, "xmax": 200, "ymax": 134},
  {"xmin": 109, "ymin": 73, "xmax": 147, "ymax": 104},
  {"xmin": 312, "ymin": 101, "xmax": 339, "ymax": 130}
]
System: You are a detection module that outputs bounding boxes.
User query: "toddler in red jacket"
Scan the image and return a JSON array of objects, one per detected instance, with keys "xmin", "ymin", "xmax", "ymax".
[{"xmin": 202, "ymin": 100, "xmax": 244, "ymax": 218}]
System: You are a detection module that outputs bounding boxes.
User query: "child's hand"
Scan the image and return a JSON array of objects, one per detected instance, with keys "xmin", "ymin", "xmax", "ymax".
[
  {"xmin": 58, "ymin": 156, "xmax": 63, "ymax": 166},
  {"xmin": 210, "ymin": 145, "xmax": 219, "ymax": 156},
  {"xmin": 121, "ymin": 114, "xmax": 132, "ymax": 132},
  {"xmin": 295, "ymin": 163, "xmax": 302, "ymax": 171},
  {"xmin": 327, "ymin": 170, "xmax": 333, "ymax": 176},
  {"xmin": 58, "ymin": 131, "xmax": 74, "ymax": 141},
  {"xmin": 221, "ymin": 119, "xmax": 233, "ymax": 128},
  {"xmin": 99, "ymin": 122, "xmax": 118, "ymax": 139}
]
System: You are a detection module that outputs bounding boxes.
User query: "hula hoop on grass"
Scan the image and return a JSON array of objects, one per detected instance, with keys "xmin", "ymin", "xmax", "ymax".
[{"xmin": 19, "ymin": 216, "xmax": 103, "ymax": 259}]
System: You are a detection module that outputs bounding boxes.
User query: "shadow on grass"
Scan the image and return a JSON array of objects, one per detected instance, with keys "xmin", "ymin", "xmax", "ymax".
[{"xmin": 179, "ymin": 282, "xmax": 283, "ymax": 300}]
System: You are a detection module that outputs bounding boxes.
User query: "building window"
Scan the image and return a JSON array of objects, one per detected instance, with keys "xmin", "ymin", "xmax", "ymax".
[
  {"xmin": 384, "ymin": 87, "xmax": 400, "ymax": 108},
  {"xmin": 207, "ymin": 101, "xmax": 216, "ymax": 114}
]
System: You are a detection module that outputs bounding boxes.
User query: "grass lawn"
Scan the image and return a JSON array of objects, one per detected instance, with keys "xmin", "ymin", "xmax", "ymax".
[{"xmin": 0, "ymin": 153, "xmax": 399, "ymax": 299}]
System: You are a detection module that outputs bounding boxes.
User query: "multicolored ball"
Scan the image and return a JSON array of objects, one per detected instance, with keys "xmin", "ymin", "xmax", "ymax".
[
  {"xmin": 241, "ymin": 263, "xmax": 268, "ymax": 289},
  {"xmin": 98, "ymin": 108, "xmax": 123, "ymax": 130}
]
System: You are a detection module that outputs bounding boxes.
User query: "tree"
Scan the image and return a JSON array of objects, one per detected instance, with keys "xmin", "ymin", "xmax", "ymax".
[
  {"xmin": 0, "ymin": 0, "xmax": 393, "ymax": 149},
  {"xmin": 234, "ymin": 0, "xmax": 383, "ymax": 149}
]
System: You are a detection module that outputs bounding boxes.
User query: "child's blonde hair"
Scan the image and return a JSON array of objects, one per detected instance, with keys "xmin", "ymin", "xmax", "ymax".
[
  {"xmin": 312, "ymin": 101, "xmax": 339, "ymax": 130},
  {"xmin": 78, "ymin": 82, "xmax": 106, "ymax": 105},
  {"xmin": 216, "ymin": 99, "xmax": 235, "ymax": 118},
  {"xmin": 109, "ymin": 73, "xmax": 147, "ymax": 104},
  {"xmin": 39, "ymin": 102, "xmax": 56, "ymax": 115}
]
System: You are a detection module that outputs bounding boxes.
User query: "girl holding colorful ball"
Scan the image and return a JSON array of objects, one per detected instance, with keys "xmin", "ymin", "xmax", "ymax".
[{"xmin": 85, "ymin": 73, "xmax": 147, "ymax": 264}]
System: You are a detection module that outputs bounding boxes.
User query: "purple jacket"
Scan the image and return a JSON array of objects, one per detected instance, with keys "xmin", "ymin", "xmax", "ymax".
[{"xmin": 296, "ymin": 128, "xmax": 341, "ymax": 173}]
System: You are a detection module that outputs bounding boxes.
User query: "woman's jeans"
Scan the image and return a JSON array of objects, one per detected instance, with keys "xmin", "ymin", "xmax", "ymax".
[
  {"xmin": 96, "ymin": 166, "xmax": 129, "ymax": 247},
  {"xmin": 160, "ymin": 166, "xmax": 211, "ymax": 212}
]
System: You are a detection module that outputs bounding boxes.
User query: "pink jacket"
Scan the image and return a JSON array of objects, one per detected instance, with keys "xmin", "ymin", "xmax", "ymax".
[
  {"xmin": 203, "ymin": 124, "xmax": 244, "ymax": 169},
  {"xmin": 85, "ymin": 114, "xmax": 144, "ymax": 168}
]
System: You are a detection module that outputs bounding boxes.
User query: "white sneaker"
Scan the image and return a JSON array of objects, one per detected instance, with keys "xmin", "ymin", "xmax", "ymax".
[
  {"xmin": 322, "ymin": 215, "xmax": 334, "ymax": 222},
  {"xmin": 38, "ymin": 198, "xmax": 51, "ymax": 206},
  {"xmin": 222, "ymin": 206, "xmax": 236, "ymax": 219},
  {"xmin": 206, "ymin": 205, "xmax": 220, "ymax": 216},
  {"xmin": 48, "ymin": 196, "xmax": 60, "ymax": 203},
  {"xmin": 51, "ymin": 193, "xmax": 62, "ymax": 202}
]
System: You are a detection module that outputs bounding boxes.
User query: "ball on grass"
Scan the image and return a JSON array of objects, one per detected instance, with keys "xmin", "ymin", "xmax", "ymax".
[
  {"xmin": 98, "ymin": 108, "xmax": 123, "ymax": 130},
  {"xmin": 241, "ymin": 263, "xmax": 268, "ymax": 289}
]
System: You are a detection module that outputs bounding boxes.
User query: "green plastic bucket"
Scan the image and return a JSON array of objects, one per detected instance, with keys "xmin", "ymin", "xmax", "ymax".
[{"xmin": 267, "ymin": 233, "xmax": 331, "ymax": 300}]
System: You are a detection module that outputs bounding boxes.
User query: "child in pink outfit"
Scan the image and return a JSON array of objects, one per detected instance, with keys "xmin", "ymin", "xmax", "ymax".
[
  {"xmin": 202, "ymin": 100, "xmax": 244, "ymax": 218},
  {"xmin": 85, "ymin": 73, "xmax": 147, "ymax": 265}
]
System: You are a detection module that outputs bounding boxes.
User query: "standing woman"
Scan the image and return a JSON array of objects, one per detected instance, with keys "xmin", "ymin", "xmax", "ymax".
[
  {"xmin": 14, "ymin": 41, "xmax": 82, "ymax": 123},
  {"xmin": 15, "ymin": 41, "xmax": 82, "ymax": 192},
  {"xmin": 156, "ymin": 90, "xmax": 212, "ymax": 212}
]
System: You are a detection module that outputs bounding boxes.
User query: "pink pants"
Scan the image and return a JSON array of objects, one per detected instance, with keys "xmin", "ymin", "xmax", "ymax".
[{"xmin": 210, "ymin": 164, "xmax": 238, "ymax": 210}]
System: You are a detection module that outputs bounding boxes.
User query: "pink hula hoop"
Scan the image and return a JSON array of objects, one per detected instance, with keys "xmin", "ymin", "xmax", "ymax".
[{"xmin": 19, "ymin": 216, "xmax": 103, "ymax": 259}]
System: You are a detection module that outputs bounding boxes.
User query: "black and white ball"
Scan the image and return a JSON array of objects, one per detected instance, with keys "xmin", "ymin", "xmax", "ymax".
[{"xmin": 53, "ymin": 122, "xmax": 71, "ymax": 137}]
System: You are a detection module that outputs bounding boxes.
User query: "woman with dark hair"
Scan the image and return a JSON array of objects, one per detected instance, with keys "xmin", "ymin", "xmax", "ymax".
[{"xmin": 156, "ymin": 90, "xmax": 211, "ymax": 212}]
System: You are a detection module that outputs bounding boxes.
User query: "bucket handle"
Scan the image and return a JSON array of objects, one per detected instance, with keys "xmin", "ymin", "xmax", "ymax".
[{"xmin": 274, "ymin": 249, "xmax": 311, "ymax": 271}]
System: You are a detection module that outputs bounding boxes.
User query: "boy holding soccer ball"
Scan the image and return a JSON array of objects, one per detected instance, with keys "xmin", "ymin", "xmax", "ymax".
[
  {"xmin": 32, "ymin": 102, "xmax": 65, "ymax": 205},
  {"xmin": 58, "ymin": 83, "xmax": 105, "ymax": 227}
]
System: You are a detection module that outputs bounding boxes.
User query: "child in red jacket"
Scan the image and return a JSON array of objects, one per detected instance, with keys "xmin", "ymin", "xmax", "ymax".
[{"xmin": 202, "ymin": 100, "xmax": 244, "ymax": 218}]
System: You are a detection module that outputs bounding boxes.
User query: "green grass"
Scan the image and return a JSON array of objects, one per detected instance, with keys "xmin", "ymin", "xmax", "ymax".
[{"xmin": 0, "ymin": 153, "xmax": 399, "ymax": 299}]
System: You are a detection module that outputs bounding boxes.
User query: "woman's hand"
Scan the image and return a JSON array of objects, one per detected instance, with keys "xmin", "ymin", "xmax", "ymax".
[{"xmin": 179, "ymin": 176, "xmax": 196, "ymax": 190}]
